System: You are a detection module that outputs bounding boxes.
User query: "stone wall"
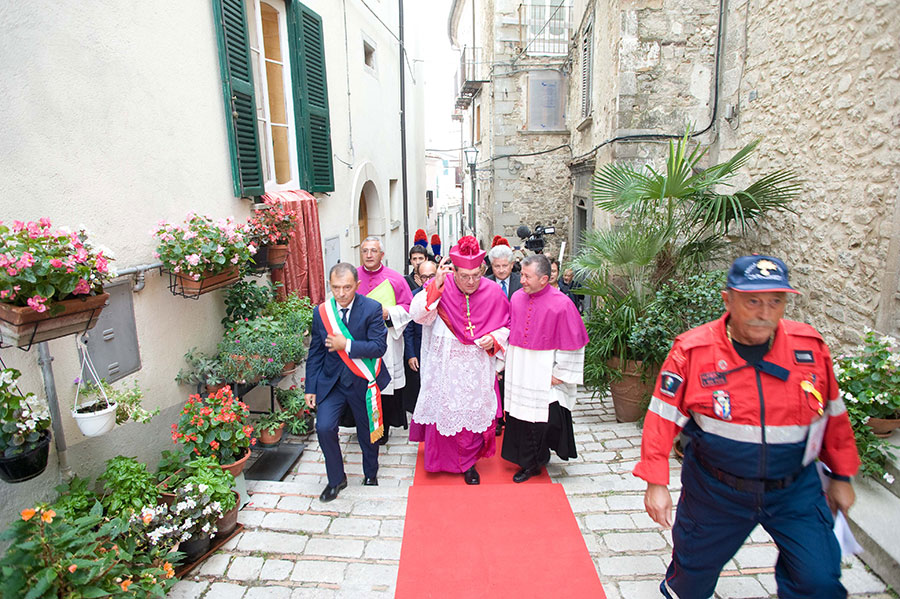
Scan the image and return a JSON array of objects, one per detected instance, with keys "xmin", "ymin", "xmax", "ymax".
[{"xmin": 714, "ymin": 0, "xmax": 900, "ymax": 345}]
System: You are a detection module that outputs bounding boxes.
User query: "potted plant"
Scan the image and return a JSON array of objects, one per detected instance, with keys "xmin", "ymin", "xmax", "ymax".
[
  {"xmin": 0, "ymin": 367, "xmax": 52, "ymax": 483},
  {"xmin": 72, "ymin": 378, "xmax": 158, "ymax": 437},
  {"xmin": 245, "ymin": 197, "xmax": 298, "ymax": 269},
  {"xmin": 97, "ymin": 456, "xmax": 161, "ymax": 514},
  {"xmin": 256, "ymin": 411, "xmax": 287, "ymax": 446},
  {"xmin": 574, "ymin": 130, "xmax": 800, "ymax": 421},
  {"xmin": 51, "ymin": 476, "xmax": 99, "ymax": 519},
  {"xmin": 175, "ymin": 348, "xmax": 226, "ymax": 394},
  {"xmin": 153, "ymin": 212, "xmax": 255, "ymax": 296},
  {"xmin": 218, "ymin": 316, "xmax": 306, "ymax": 383},
  {"xmin": 222, "ymin": 279, "xmax": 278, "ymax": 325},
  {"xmin": 835, "ymin": 329, "xmax": 900, "ymax": 480},
  {"xmin": 276, "ymin": 386, "xmax": 315, "ymax": 436},
  {"xmin": 0, "ymin": 503, "xmax": 178, "ymax": 598},
  {"xmin": 171, "ymin": 386, "xmax": 256, "ymax": 476},
  {"xmin": 0, "ymin": 219, "xmax": 112, "ymax": 347},
  {"xmin": 169, "ymin": 482, "xmax": 224, "ymax": 562},
  {"xmin": 179, "ymin": 456, "xmax": 239, "ymax": 535}
]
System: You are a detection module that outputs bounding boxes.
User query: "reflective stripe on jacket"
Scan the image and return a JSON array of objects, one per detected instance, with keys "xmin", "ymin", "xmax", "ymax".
[{"xmin": 633, "ymin": 314, "xmax": 860, "ymax": 486}]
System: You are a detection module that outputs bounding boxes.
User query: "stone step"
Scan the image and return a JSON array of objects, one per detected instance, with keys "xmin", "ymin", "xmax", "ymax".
[
  {"xmin": 875, "ymin": 429, "xmax": 900, "ymax": 500},
  {"xmin": 847, "ymin": 475, "xmax": 900, "ymax": 592}
]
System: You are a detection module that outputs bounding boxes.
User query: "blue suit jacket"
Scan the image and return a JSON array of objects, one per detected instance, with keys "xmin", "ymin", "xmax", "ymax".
[
  {"xmin": 305, "ymin": 294, "xmax": 391, "ymax": 401},
  {"xmin": 403, "ymin": 286, "xmax": 424, "ymax": 360}
]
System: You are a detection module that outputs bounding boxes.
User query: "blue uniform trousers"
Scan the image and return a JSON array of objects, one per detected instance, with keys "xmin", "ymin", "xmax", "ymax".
[
  {"xmin": 662, "ymin": 447, "xmax": 845, "ymax": 599},
  {"xmin": 315, "ymin": 381, "xmax": 379, "ymax": 487}
]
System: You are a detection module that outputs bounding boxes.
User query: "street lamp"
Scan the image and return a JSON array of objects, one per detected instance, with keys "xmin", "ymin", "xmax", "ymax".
[{"xmin": 463, "ymin": 146, "xmax": 478, "ymax": 235}]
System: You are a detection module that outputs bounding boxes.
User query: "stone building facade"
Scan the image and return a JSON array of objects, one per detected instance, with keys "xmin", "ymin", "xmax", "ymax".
[{"xmin": 455, "ymin": 0, "xmax": 897, "ymax": 346}]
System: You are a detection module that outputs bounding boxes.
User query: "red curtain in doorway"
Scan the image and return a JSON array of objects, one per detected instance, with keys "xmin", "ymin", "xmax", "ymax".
[{"xmin": 260, "ymin": 190, "xmax": 325, "ymax": 305}]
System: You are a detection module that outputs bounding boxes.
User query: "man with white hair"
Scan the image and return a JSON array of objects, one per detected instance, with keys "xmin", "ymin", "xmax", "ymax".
[
  {"xmin": 486, "ymin": 244, "xmax": 521, "ymax": 300},
  {"xmin": 355, "ymin": 236, "xmax": 413, "ymax": 444}
]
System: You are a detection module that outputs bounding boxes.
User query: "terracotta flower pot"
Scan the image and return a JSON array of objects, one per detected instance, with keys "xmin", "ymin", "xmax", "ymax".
[
  {"xmin": 220, "ymin": 448, "xmax": 251, "ymax": 477},
  {"xmin": 607, "ymin": 357, "xmax": 653, "ymax": 423},
  {"xmin": 266, "ymin": 244, "xmax": 289, "ymax": 269},
  {"xmin": 867, "ymin": 417, "xmax": 900, "ymax": 438},
  {"xmin": 280, "ymin": 361, "xmax": 296, "ymax": 376},
  {"xmin": 215, "ymin": 491, "xmax": 241, "ymax": 535},
  {"xmin": 0, "ymin": 293, "xmax": 109, "ymax": 348},
  {"xmin": 258, "ymin": 423, "xmax": 285, "ymax": 446},
  {"xmin": 173, "ymin": 265, "xmax": 240, "ymax": 297}
]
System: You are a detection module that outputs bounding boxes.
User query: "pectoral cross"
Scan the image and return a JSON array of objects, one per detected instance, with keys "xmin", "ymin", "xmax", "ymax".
[
  {"xmin": 465, "ymin": 321, "xmax": 476, "ymax": 336},
  {"xmin": 464, "ymin": 293, "xmax": 475, "ymax": 337}
]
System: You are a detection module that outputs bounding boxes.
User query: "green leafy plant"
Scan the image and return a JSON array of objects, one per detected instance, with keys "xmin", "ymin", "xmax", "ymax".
[
  {"xmin": 257, "ymin": 410, "xmax": 287, "ymax": 435},
  {"xmin": 276, "ymin": 387, "xmax": 314, "ymax": 436},
  {"xmin": 218, "ymin": 316, "xmax": 305, "ymax": 382},
  {"xmin": 0, "ymin": 503, "xmax": 178, "ymax": 598},
  {"xmin": 51, "ymin": 476, "xmax": 99, "ymax": 520},
  {"xmin": 97, "ymin": 456, "xmax": 160, "ymax": 514},
  {"xmin": 0, "ymin": 218, "xmax": 113, "ymax": 312},
  {"xmin": 263, "ymin": 292, "xmax": 315, "ymax": 335},
  {"xmin": 171, "ymin": 386, "xmax": 255, "ymax": 463},
  {"xmin": 0, "ymin": 367, "xmax": 51, "ymax": 458},
  {"xmin": 175, "ymin": 348, "xmax": 225, "ymax": 387},
  {"xmin": 222, "ymin": 280, "xmax": 278, "ymax": 325},
  {"xmin": 76, "ymin": 379, "xmax": 158, "ymax": 425},
  {"xmin": 155, "ymin": 449, "xmax": 189, "ymax": 485},
  {"xmin": 180, "ymin": 456, "xmax": 237, "ymax": 513},
  {"xmin": 153, "ymin": 212, "xmax": 255, "ymax": 280},
  {"xmin": 835, "ymin": 329, "xmax": 900, "ymax": 480}
]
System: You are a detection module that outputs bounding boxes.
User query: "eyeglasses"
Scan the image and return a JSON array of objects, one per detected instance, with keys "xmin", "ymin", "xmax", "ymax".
[
  {"xmin": 455, "ymin": 273, "xmax": 481, "ymax": 282},
  {"xmin": 419, "ymin": 273, "xmax": 437, "ymax": 281}
]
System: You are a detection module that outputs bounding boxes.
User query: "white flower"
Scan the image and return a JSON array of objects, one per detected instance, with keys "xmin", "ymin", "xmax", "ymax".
[
  {"xmin": 884, "ymin": 472, "xmax": 895, "ymax": 485},
  {"xmin": 201, "ymin": 522, "xmax": 211, "ymax": 533},
  {"xmin": 197, "ymin": 484, "xmax": 208, "ymax": 494}
]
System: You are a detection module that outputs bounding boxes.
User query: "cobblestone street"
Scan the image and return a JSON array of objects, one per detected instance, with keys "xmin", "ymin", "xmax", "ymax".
[{"xmin": 169, "ymin": 390, "xmax": 891, "ymax": 599}]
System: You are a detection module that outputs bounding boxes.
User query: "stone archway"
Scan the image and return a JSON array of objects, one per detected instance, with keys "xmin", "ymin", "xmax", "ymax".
[{"xmin": 351, "ymin": 161, "xmax": 385, "ymax": 248}]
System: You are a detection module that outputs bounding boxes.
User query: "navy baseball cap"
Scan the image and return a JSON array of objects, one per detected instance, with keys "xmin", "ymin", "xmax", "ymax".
[{"xmin": 726, "ymin": 255, "xmax": 800, "ymax": 294}]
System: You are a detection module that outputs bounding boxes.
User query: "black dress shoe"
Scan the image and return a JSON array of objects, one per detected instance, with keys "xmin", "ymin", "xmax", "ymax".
[
  {"xmin": 463, "ymin": 466, "xmax": 480, "ymax": 485},
  {"xmin": 513, "ymin": 466, "xmax": 542, "ymax": 483},
  {"xmin": 363, "ymin": 477, "xmax": 378, "ymax": 486},
  {"xmin": 495, "ymin": 424, "xmax": 504, "ymax": 437},
  {"xmin": 319, "ymin": 477, "xmax": 348, "ymax": 502}
]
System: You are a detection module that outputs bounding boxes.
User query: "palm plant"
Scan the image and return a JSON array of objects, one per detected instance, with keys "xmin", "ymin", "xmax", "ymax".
[{"xmin": 574, "ymin": 130, "xmax": 800, "ymax": 392}]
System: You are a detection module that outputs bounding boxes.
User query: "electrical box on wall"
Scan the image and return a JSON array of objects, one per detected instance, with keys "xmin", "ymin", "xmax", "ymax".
[{"xmin": 77, "ymin": 279, "xmax": 141, "ymax": 383}]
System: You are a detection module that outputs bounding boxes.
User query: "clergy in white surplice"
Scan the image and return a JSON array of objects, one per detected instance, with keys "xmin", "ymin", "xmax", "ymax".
[
  {"xmin": 501, "ymin": 253, "xmax": 589, "ymax": 483},
  {"xmin": 355, "ymin": 237, "xmax": 412, "ymax": 444}
]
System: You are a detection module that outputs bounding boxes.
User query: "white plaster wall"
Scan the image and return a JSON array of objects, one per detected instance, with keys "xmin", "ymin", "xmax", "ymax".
[{"xmin": 0, "ymin": 2, "xmax": 247, "ymax": 526}]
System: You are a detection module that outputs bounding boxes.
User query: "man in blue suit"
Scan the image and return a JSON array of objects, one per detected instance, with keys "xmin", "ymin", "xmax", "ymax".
[{"xmin": 305, "ymin": 262, "xmax": 390, "ymax": 502}]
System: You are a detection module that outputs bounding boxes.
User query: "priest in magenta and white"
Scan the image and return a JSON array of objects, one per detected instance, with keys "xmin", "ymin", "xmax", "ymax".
[{"xmin": 502, "ymin": 253, "xmax": 589, "ymax": 483}]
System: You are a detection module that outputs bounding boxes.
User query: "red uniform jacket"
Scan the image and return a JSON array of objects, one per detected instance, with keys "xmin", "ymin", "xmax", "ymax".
[{"xmin": 633, "ymin": 314, "xmax": 860, "ymax": 486}]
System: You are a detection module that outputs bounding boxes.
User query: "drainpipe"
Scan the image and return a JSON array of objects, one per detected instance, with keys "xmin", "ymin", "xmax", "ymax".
[
  {"xmin": 399, "ymin": 0, "xmax": 410, "ymax": 259},
  {"xmin": 37, "ymin": 342, "xmax": 74, "ymax": 481}
]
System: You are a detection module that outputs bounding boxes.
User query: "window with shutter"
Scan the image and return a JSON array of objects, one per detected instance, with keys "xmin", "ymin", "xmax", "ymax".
[
  {"xmin": 581, "ymin": 23, "xmax": 593, "ymax": 118},
  {"xmin": 288, "ymin": 2, "xmax": 334, "ymax": 192},
  {"xmin": 213, "ymin": 0, "xmax": 265, "ymax": 197}
]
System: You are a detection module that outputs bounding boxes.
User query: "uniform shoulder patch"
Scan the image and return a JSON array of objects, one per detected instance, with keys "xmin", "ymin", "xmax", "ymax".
[{"xmin": 659, "ymin": 371, "xmax": 684, "ymax": 397}]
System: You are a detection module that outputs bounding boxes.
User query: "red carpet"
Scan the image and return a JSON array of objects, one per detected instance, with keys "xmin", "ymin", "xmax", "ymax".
[
  {"xmin": 397, "ymin": 434, "xmax": 606, "ymax": 598},
  {"xmin": 412, "ymin": 433, "xmax": 552, "ymax": 486}
]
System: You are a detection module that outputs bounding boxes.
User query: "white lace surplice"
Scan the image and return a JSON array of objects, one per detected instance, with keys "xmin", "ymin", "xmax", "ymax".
[
  {"xmin": 380, "ymin": 304, "xmax": 410, "ymax": 394},
  {"xmin": 410, "ymin": 288, "xmax": 508, "ymax": 436},
  {"xmin": 505, "ymin": 345, "xmax": 584, "ymax": 423}
]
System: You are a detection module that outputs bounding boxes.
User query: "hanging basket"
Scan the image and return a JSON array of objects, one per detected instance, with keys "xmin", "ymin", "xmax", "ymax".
[
  {"xmin": 0, "ymin": 431, "xmax": 52, "ymax": 483},
  {"xmin": 0, "ymin": 293, "xmax": 109, "ymax": 349},
  {"xmin": 167, "ymin": 266, "xmax": 241, "ymax": 299},
  {"xmin": 72, "ymin": 401, "xmax": 118, "ymax": 437}
]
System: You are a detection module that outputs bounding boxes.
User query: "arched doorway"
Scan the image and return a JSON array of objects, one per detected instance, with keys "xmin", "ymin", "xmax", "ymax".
[{"xmin": 358, "ymin": 189, "xmax": 368, "ymax": 242}]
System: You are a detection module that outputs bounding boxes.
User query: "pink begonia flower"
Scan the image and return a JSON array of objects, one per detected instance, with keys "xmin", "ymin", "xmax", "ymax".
[
  {"xmin": 12, "ymin": 221, "xmax": 25, "ymax": 232},
  {"xmin": 73, "ymin": 279, "xmax": 91, "ymax": 295},
  {"xmin": 95, "ymin": 253, "xmax": 108, "ymax": 273},
  {"xmin": 216, "ymin": 245, "xmax": 225, "ymax": 253},
  {"xmin": 0, "ymin": 254, "xmax": 10, "ymax": 268},
  {"xmin": 173, "ymin": 266, "xmax": 181, "ymax": 273},
  {"xmin": 75, "ymin": 247, "xmax": 88, "ymax": 264},
  {"xmin": 183, "ymin": 230, "xmax": 197, "ymax": 240},
  {"xmin": 230, "ymin": 255, "xmax": 239, "ymax": 264},
  {"xmin": 27, "ymin": 296, "xmax": 48, "ymax": 313},
  {"xmin": 6, "ymin": 267, "xmax": 18, "ymax": 276},
  {"xmin": 186, "ymin": 254, "xmax": 201, "ymax": 267},
  {"xmin": 16, "ymin": 253, "xmax": 35, "ymax": 269},
  {"xmin": 39, "ymin": 217, "xmax": 52, "ymax": 227},
  {"xmin": 0, "ymin": 290, "xmax": 10, "ymax": 300},
  {"xmin": 66, "ymin": 267, "xmax": 74, "ymax": 274},
  {"xmin": 248, "ymin": 244, "xmax": 257, "ymax": 255},
  {"xmin": 152, "ymin": 252, "xmax": 160, "ymax": 259},
  {"xmin": 157, "ymin": 219, "xmax": 168, "ymax": 227},
  {"xmin": 192, "ymin": 274, "xmax": 201, "ymax": 281}
]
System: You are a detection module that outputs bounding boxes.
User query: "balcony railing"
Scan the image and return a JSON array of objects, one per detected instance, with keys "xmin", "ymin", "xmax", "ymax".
[{"xmin": 455, "ymin": 46, "xmax": 488, "ymax": 110}]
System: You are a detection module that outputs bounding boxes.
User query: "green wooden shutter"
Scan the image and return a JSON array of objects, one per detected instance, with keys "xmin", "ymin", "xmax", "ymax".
[
  {"xmin": 289, "ymin": 2, "xmax": 334, "ymax": 193},
  {"xmin": 212, "ymin": 0, "xmax": 264, "ymax": 197}
]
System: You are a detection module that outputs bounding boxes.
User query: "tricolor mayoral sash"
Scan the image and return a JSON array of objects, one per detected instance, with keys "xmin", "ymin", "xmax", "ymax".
[{"xmin": 319, "ymin": 299, "xmax": 384, "ymax": 443}]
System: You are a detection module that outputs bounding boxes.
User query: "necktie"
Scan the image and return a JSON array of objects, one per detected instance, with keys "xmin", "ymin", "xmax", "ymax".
[
  {"xmin": 501, "ymin": 280, "xmax": 507, "ymax": 296},
  {"xmin": 340, "ymin": 308, "xmax": 349, "ymax": 326}
]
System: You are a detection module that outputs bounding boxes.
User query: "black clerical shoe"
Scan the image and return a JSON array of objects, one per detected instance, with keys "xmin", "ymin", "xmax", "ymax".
[
  {"xmin": 319, "ymin": 476, "xmax": 348, "ymax": 502},
  {"xmin": 513, "ymin": 466, "xmax": 542, "ymax": 483},
  {"xmin": 363, "ymin": 477, "xmax": 378, "ymax": 486},
  {"xmin": 377, "ymin": 428, "xmax": 390, "ymax": 446},
  {"xmin": 495, "ymin": 424, "xmax": 504, "ymax": 437},
  {"xmin": 463, "ymin": 466, "xmax": 480, "ymax": 485}
]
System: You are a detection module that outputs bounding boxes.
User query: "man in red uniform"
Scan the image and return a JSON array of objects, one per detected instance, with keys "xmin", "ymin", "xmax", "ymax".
[{"xmin": 634, "ymin": 255, "xmax": 859, "ymax": 599}]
